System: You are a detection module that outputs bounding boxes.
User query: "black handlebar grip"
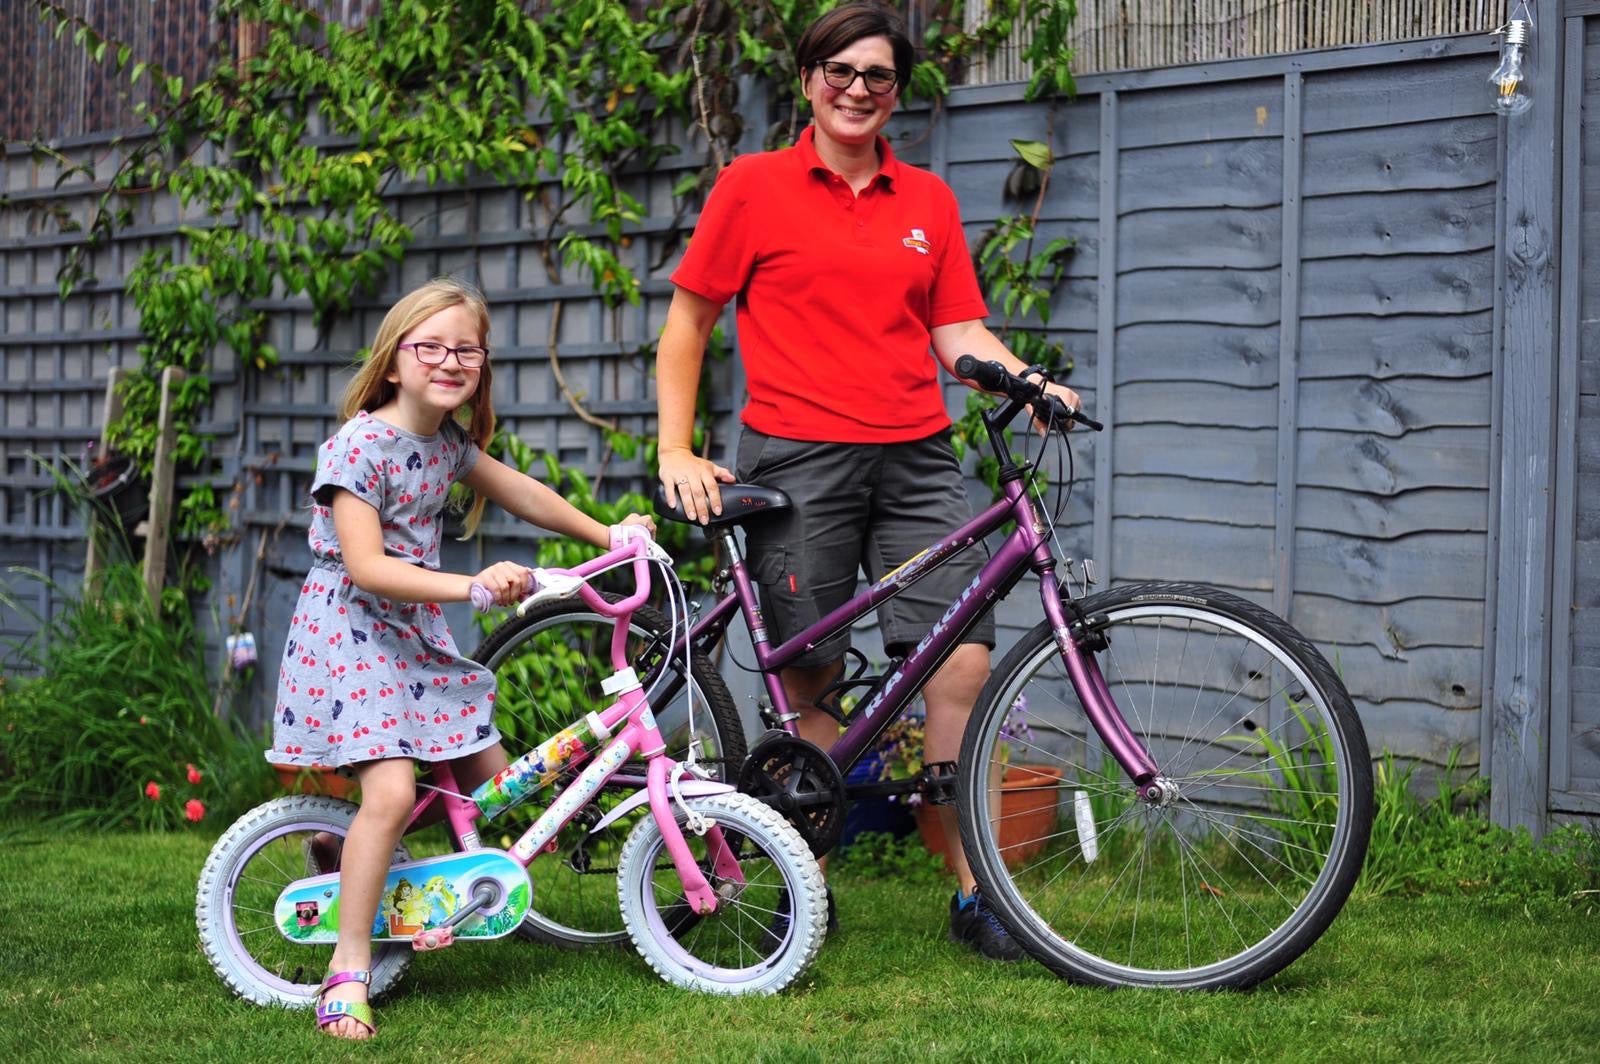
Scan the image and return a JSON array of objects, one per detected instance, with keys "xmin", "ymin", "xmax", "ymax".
[
  {"xmin": 956, "ymin": 352, "xmax": 1105, "ymax": 431},
  {"xmin": 954, "ymin": 354, "xmax": 1010, "ymax": 392}
]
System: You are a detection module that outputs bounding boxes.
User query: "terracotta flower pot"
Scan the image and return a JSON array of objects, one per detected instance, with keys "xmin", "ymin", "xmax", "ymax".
[
  {"xmin": 915, "ymin": 763, "xmax": 1064, "ymax": 871},
  {"xmin": 272, "ymin": 763, "xmax": 358, "ymax": 799}
]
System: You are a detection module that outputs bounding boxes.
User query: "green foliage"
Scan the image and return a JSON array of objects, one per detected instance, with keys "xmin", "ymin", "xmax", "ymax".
[
  {"xmin": 874, "ymin": 707, "xmax": 927, "ymax": 783},
  {"xmin": 1250, "ymin": 723, "xmax": 1600, "ymax": 905},
  {"xmin": 31, "ymin": 0, "xmax": 1085, "ymax": 537},
  {"xmin": 1242, "ymin": 695, "xmax": 1342, "ymax": 879},
  {"xmin": 951, "ymin": 139, "xmax": 1078, "ymax": 494},
  {"xmin": 488, "ymin": 436, "xmax": 713, "ymax": 591},
  {"xmin": 831, "ymin": 829, "xmax": 949, "ymax": 884},
  {"xmin": 1358, "ymin": 752, "xmax": 1600, "ymax": 905},
  {"xmin": 32, "ymin": 0, "xmax": 707, "ymax": 535},
  {"xmin": 979, "ymin": 214, "xmax": 1075, "ymax": 334},
  {"xmin": 0, "ymin": 565, "xmax": 275, "ymax": 831},
  {"xmin": 1019, "ymin": 0, "xmax": 1081, "ymax": 102}
]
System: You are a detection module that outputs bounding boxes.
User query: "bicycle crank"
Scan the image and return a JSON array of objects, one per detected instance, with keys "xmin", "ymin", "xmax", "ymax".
[{"xmin": 736, "ymin": 732, "xmax": 847, "ymax": 858}]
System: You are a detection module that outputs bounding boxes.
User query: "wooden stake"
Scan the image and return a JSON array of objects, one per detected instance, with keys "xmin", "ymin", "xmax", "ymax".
[
  {"xmin": 83, "ymin": 365, "xmax": 124, "ymax": 587},
  {"xmin": 142, "ymin": 366, "xmax": 185, "ymax": 606}
]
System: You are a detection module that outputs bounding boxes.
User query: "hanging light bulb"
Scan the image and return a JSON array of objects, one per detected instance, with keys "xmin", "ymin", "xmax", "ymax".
[{"xmin": 1489, "ymin": 19, "xmax": 1533, "ymax": 117}]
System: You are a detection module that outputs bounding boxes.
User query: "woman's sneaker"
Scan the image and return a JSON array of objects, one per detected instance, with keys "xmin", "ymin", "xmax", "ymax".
[{"xmin": 949, "ymin": 889, "xmax": 1024, "ymax": 961}]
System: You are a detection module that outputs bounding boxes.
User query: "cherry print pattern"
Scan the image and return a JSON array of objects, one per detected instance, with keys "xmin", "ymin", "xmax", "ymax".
[{"xmin": 267, "ymin": 411, "xmax": 499, "ymax": 769}]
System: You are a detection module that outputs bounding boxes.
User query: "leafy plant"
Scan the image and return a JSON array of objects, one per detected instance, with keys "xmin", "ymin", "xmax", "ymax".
[
  {"xmin": 1233, "ymin": 695, "xmax": 1342, "ymax": 879},
  {"xmin": 873, "ymin": 696, "xmax": 1032, "ymax": 800},
  {"xmin": 995, "ymin": 693, "xmax": 1036, "ymax": 765},
  {"xmin": 27, "ymin": 0, "xmax": 1087, "ymax": 538},
  {"xmin": 29, "ymin": 0, "xmax": 707, "ymax": 536},
  {"xmin": 0, "ymin": 564, "xmax": 275, "ymax": 830},
  {"xmin": 950, "ymin": 137, "xmax": 1079, "ymax": 495},
  {"xmin": 830, "ymin": 828, "xmax": 949, "ymax": 884},
  {"xmin": 875, "ymin": 708, "xmax": 928, "ymax": 791},
  {"xmin": 1356, "ymin": 751, "xmax": 1598, "ymax": 905},
  {"xmin": 1243, "ymin": 711, "xmax": 1600, "ymax": 905},
  {"xmin": 485, "ymin": 440, "xmax": 715, "ymax": 593}
]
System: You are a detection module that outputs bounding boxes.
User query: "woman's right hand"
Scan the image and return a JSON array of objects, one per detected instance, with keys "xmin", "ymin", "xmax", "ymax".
[
  {"xmin": 659, "ymin": 447, "xmax": 734, "ymax": 525},
  {"xmin": 471, "ymin": 561, "xmax": 535, "ymax": 607}
]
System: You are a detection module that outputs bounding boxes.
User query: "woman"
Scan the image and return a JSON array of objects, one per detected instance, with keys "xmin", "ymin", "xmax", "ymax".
[{"xmin": 656, "ymin": 2, "xmax": 1080, "ymax": 961}]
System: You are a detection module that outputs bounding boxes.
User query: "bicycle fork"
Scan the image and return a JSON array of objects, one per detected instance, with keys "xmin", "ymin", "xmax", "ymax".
[
  {"xmin": 502, "ymin": 683, "xmax": 732, "ymax": 917},
  {"xmin": 1041, "ymin": 580, "xmax": 1175, "ymax": 806}
]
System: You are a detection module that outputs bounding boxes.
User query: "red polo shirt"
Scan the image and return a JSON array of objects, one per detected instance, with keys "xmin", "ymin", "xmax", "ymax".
[{"xmin": 671, "ymin": 125, "xmax": 988, "ymax": 443}]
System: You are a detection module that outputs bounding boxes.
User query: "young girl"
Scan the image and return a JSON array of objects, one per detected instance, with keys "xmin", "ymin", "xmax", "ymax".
[{"xmin": 266, "ymin": 277, "xmax": 653, "ymax": 1040}]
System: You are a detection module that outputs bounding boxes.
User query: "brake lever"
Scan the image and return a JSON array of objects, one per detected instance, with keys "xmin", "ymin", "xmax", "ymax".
[
  {"xmin": 514, "ymin": 570, "xmax": 586, "ymax": 615},
  {"xmin": 1048, "ymin": 395, "xmax": 1104, "ymax": 433}
]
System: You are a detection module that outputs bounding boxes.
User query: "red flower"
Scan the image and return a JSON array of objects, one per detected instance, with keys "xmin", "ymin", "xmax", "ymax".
[
  {"xmin": 186, "ymin": 763, "xmax": 203, "ymax": 785},
  {"xmin": 139, "ymin": 716, "xmax": 149, "ymax": 725},
  {"xmin": 184, "ymin": 799, "xmax": 205, "ymax": 822},
  {"xmin": 144, "ymin": 781, "xmax": 161, "ymax": 800}
]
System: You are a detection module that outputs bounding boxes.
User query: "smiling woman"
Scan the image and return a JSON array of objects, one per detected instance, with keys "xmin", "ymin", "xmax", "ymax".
[
  {"xmin": 652, "ymin": 1, "xmax": 1084, "ymax": 963},
  {"xmin": 798, "ymin": 31, "xmax": 901, "ymax": 174}
]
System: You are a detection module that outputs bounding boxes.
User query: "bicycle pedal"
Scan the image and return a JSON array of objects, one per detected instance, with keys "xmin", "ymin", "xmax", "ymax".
[
  {"xmin": 921, "ymin": 760, "xmax": 959, "ymax": 805},
  {"xmin": 412, "ymin": 927, "xmax": 454, "ymax": 951}
]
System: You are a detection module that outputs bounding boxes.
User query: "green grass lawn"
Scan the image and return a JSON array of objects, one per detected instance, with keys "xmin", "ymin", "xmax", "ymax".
[{"xmin": 2, "ymin": 827, "xmax": 1597, "ymax": 1063}]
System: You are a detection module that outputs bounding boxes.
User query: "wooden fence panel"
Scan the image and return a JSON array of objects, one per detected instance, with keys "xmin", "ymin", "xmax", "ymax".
[
  {"xmin": 0, "ymin": 33, "xmax": 1537, "ymax": 801},
  {"xmin": 1288, "ymin": 64, "xmax": 1499, "ymax": 770},
  {"xmin": 1557, "ymin": 13, "xmax": 1600, "ymax": 808}
]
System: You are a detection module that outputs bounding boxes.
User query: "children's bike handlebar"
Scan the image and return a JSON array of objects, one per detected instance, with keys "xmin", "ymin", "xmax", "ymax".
[{"xmin": 469, "ymin": 526, "xmax": 668, "ymax": 620}]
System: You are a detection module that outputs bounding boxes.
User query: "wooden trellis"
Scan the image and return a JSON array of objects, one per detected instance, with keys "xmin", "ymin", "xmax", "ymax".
[{"xmin": 965, "ymin": 0, "xmax": 1511, "ymax": 82}]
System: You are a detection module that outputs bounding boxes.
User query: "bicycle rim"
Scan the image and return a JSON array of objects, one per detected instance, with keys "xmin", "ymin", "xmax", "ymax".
[
  {"xmin": 473, "ymin": 598, "xmax": 745, "ymax": 947},
  {"xmin": 195, "ymin": 796, "xmax": 412, "ymax": 1006},
  {"xmin": 957, "ymin": 582, "xmax": 1372, "ymax": 989},
  {"xmin": 617, "ymin": 792, "xmax": 827, "ymax": 995}
]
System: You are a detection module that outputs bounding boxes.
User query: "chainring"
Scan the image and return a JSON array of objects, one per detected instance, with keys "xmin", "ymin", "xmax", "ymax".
[{"xmin": 736, "ymin": 732, "xmax": 848, "ymax": 858}]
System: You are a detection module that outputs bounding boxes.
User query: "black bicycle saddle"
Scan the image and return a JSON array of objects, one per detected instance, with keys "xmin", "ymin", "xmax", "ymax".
[{"xmin": 652, "ymin": 482, "xmax": 790, "ymax": 528}]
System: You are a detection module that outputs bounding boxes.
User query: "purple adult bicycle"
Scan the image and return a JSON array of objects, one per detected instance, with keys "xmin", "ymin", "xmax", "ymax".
[{"xmin": 477, "ymin": 357, "xmax": 1374, "ymax": 990}]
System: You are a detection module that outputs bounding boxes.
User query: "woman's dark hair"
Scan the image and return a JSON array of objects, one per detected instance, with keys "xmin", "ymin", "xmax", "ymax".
[{"xmin": 795, "ymin": 2, "xmax": 914, "ymax": 89}]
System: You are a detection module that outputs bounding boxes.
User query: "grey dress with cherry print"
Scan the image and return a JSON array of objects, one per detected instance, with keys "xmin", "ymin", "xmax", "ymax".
[{"xmin": 267, "ymin": 411, "xmax": 502, "ymax": 769}]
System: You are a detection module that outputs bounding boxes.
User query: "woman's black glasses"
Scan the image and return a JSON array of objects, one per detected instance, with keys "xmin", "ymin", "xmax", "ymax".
[{"xmin": 819, "ymin": 61, "xmax": 899, "ymax": 95}]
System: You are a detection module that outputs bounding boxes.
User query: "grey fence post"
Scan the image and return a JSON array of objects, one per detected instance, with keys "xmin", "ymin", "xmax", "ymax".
[{"xmin": 1488, "ymin": 0, "xmax": 1563, "ymax": 835}]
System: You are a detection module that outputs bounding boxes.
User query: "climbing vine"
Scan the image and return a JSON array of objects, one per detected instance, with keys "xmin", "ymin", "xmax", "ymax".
[{"xmin": 27, "ymin": 0, "xmax": 1080, "ymax": 541}]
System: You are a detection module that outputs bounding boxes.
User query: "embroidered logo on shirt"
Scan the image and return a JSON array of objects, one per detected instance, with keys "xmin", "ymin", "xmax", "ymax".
[{"xmin": 902, "ymin": 228, "xmax": 931, "ymax": 255}]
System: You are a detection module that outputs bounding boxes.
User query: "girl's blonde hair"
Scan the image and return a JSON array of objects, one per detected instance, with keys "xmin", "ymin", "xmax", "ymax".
[{"xmin": 339, "ymin": 277, "xmax": 496, "ymax": 536}]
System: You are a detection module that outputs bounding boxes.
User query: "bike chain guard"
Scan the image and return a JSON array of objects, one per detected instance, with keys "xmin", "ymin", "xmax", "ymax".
[
  {"xmin": 736, "ymin": 731, "xmax": 848, "ymax": 858},
  {"xmin": 276, "ymin": 849, "xmax": 532, "ymax": 945}
]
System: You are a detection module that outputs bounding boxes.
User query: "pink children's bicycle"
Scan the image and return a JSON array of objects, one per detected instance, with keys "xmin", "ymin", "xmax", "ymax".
[{"xmin": 196, "ymin": 529, "xmax": 828, "ymax": 1000}]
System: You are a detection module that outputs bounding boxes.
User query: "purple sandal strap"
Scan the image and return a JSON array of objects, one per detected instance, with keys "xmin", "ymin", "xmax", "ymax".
[{"xmin": 320, "ymin": 969, "xmax": 372, "ymax": 992}]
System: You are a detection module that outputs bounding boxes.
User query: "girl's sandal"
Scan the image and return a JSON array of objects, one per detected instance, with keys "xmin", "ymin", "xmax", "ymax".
[{"xmin": 316, "ymin": 969, "xmax": 375, "ymax": 1039}]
